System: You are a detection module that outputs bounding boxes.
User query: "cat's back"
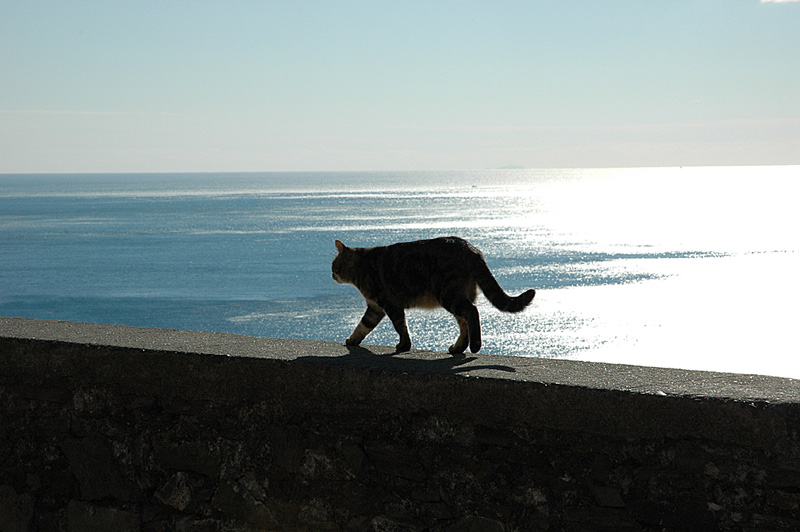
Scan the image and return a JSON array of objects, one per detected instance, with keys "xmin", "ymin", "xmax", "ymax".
[{"xmin": 379, "ymin": 236, "xmax": 481, "ymax": 270}]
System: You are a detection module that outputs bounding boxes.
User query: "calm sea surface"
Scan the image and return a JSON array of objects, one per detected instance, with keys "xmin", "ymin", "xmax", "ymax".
[{"xmin": 2, "ymin": 167, "xmax": 799, "ymax": 378}]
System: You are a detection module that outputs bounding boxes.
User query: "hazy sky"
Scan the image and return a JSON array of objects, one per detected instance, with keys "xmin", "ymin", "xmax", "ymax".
[{"xmin": 2, "ymin": 1, "xmax": 799, "ymax": 173}]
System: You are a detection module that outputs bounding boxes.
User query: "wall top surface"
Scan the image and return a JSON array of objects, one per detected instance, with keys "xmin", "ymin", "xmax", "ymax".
[{"xmin": 2, "ymin": 315, "xmax": 798, "ymax": 405}]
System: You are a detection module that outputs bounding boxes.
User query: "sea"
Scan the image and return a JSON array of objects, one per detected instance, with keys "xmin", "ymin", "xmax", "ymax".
[{"xmin": 2, "ymin": 167, "xmax": 799, "ymax": 378}]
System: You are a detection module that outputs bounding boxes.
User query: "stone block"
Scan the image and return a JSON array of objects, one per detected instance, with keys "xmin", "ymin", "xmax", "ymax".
[
  {"xmin": 67, "ymin": 501, "xmax": 139, "ymax": 532},
  {"xmin": 210, "ymin": 480, "xmax": 277, "ymax": 529},
  {"xmin": 60, "ymin": 437, "xmax": 134, "ymax": 501},
  {"xmin": 446, "ymin": 515, "xmax": 505, "ymax": 532},
  {"xmin": 152, "ymin": 441, "xmax": 220, "ymax": 478},
  {"xmin": 0, "ymin": 485, "xmax": 34, "ymax": 532},
  {"xmin": 154, "ymin": 472, "xmax": 191, "ymax": 511}
]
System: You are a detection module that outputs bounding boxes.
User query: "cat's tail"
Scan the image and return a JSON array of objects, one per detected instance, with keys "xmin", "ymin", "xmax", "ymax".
[{"xmin": 474, "ymin": 260, "xmax": 536, "ymax": 313}]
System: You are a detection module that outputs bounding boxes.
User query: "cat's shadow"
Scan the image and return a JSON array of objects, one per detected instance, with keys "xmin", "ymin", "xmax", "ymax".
[{"xmin": 297, "ymin": 344, "xmax": 516, "ymax": 375}]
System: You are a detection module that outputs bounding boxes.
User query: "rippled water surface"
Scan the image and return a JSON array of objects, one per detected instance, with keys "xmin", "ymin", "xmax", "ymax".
[{"xmin": 2, "ymin": 167, "xmax": 798, "ymax": 377}]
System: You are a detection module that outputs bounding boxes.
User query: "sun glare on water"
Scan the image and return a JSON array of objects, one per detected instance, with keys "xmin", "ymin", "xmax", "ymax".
[{"xmin": 495, "ymin": 166, "xmax": 800, "ymax": 377}]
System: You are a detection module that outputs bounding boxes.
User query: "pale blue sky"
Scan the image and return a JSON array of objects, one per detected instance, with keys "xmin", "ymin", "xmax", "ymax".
[{"xmin": 2, "ymin": 1, "xmax": 799, "ymax": 172}]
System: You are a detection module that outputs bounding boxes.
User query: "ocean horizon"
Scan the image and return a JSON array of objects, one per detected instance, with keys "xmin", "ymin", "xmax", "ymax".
[{"xmin": 2, "ymin": 166, "xmax": 799, "ymax": 378}]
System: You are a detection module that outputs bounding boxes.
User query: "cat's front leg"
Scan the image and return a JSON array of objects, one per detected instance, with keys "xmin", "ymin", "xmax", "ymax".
[
  {"xmin": 449, "ymin": 317, "xmax": 470, "ymax": 355},
  {"xmin": 346, "ymin": 303, "xmax": 385, "ymax": 346},
  {"xmin": 383, "ymin": 304, "xmax": 412, "ymax": 352}
]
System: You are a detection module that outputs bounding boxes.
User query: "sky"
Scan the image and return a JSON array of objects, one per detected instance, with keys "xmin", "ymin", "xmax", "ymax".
[{"xmin": 1, "ymin": 1, "xmax": 799, "ymax": 173}]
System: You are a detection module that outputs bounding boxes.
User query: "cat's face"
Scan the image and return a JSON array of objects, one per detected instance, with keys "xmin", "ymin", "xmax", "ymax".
[{"xmin": 332, "ymin": 240, "xmax": 353, "ymax": 284}]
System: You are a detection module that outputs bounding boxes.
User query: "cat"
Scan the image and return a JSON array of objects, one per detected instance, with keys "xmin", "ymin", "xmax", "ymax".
[{"xmin": 332, "ymin": 236, "xmax": 536, "ymax": 354}]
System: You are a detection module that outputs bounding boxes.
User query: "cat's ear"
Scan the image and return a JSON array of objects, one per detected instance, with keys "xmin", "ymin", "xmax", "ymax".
[{"xmin": 335, "ymin": 239, "xmax": 346, "ymax": 253}]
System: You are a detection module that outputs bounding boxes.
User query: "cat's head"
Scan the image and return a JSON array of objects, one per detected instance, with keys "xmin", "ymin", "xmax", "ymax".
[{"xmin": 332, "ymin": 240, "xmax": 356, "ymax": 284}]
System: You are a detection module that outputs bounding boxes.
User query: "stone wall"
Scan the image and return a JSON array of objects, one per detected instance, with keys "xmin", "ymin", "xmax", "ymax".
[{"xmin": 1, "ymin": 316, "xmax": 799, "ymax": 532}]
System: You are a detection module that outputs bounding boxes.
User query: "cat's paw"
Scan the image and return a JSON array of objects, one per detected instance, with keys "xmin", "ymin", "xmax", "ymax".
[
  {"xmin": 395, "ymin": 339, "xmax": 411, "ymax": 352},
  {"xmin": 448, "ymin": 343, "xmax": 467, "ymax": 355},
  {"xmin": 345, "ymin": 336, "xmax": 361, "ymax": 346},
  {"xmin": 469, "ymin": 336, "xmax": 481, "ymax": 353}
]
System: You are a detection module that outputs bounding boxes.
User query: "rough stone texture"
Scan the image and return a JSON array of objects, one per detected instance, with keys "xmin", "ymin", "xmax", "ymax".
[{"xmin": 2, "ymin": 316, "xmax": 800, "ymax": 531}]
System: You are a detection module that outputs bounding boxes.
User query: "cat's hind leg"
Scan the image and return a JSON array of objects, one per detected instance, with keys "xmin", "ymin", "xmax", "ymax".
[
  {"xmin": 443, "ymin": 297, "xmax": 481, "ymax": 353},
  {"xmin": 346, "ymin": 303, "xmax": 385, "ymax": 346},
  {"xmin": 449, "ymin": 317, "xmax": 470, "ymax": 355},
  {"xmin": 465, "ymin": 305, "xmax": 481, "ymax": 353}
]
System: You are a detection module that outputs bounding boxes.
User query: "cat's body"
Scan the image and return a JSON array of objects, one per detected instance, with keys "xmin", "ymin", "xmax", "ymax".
[{"xmin": 332, "ymin": 236, "xmax": 536, "ymax": 354}]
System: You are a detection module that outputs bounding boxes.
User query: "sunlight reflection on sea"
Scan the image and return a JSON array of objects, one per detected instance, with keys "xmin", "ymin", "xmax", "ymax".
[{"xmin": 2, "ymin": 166, "xmax": 798, "ymax": 378}]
